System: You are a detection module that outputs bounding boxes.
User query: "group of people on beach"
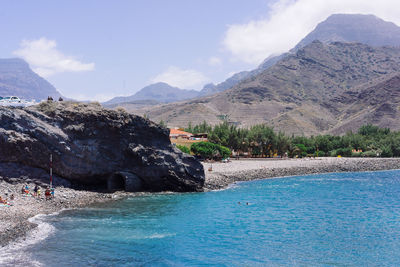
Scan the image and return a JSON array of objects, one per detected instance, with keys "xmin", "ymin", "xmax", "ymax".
[
  {"xmin": 0, "ymin": 193, "xmax": 14, "ymax": 206},
  {"xmin": 21, "ymin": 184, "xmax": 55, "ymax": 200}
]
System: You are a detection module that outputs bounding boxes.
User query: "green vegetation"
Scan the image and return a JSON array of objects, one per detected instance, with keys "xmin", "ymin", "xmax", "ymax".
[
  {"xmin": 176, "ymin": 145, "xmax": 190, "ymax": 154},
  {"xmin": 185, "ymin": 122, "xmax": 400, "ymax": 158},
  {"xmin": 190, "ymin": 142, "xmax": 231, "ymax": 160}
]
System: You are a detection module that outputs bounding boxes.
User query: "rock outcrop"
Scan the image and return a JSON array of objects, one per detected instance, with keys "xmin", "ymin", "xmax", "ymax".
[{"xmin": 0, "ymin": 101, "xmax": 204, "ymax": 192}]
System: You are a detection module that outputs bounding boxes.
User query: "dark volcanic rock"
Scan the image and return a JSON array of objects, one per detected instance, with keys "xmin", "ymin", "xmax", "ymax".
[{"xmin": 0, "ymin": 101, "xmax": 204, "ymax": 192}]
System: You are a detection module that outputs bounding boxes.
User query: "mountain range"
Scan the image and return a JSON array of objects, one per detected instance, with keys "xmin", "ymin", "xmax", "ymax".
[
  {"xmin": 132, "ymin": 41, "xmax": 400, "ymax": 135},
  {"xmin": 3, "ymin": 13, "xmax": 400, "ymax": 136},
  {"xmin": 106, "ymin": 14, "xmax": 400, "ymax": 106},
  {"xmin": 0, "ymin": 58, "xmax": 61, "ymax": 101},
  {"xmin": 205, "ymin": 13, "xmax": 400, "ymax": 96},
  {"xmin": 118, "ymin": 14, "xmax": 400, "ymax": 135}
]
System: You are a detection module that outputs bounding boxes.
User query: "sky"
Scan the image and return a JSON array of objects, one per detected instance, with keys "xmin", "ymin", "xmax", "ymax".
[{"xmin": 2, "ymin": 0, "xmax": 400, "ymax": 101}]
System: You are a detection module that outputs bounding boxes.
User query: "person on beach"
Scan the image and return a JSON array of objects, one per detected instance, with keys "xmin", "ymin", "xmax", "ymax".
[
  {"xmin": 51, "ymin": 187, "xmax": 55, "ymax": 199},
  {"xmin": 21, "ymin": 186, "xmax": 25, "ymax": 194},
  {"xmin": 10, "ymin": 194, "xmax": 14, "ymax": 201},
  {"xmin": 0, "ymin": 196, "xmax": 8, "ymax": 205},
  {"xmin": 24, "ymin": 185, "xmax": 29, "ymax": 195},
  {"xmin": 33, "ymin": 185, "xmax": 38, "ymax": 197},
  {"xmin": 37, "ymin": 187, "xmax": 41, "ymax": 197},
  {"xmin": 45, "ymin": 188, "xmax": 51, "ymax": 200}
]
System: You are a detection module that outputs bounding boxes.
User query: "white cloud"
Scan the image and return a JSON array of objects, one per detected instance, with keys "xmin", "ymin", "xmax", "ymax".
[
  {"xmin": 223, "ymin": 0, "xmax": 400, "ymax": 64},
  {"xmin": 208, "ymin": 56, "xmax": 222, "ymax": 66},
  {"xmin": 150, "ymin": 66, "xmax": 209, "ymax": 89},
  {"xmin": 13, "ymin": 37, "xmax": 94, "ymax": 77}
]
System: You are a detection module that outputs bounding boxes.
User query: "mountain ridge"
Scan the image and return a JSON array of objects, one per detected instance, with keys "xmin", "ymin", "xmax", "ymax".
[
  {"xmin": 0, "ymin": 58, "xmax": 62, "ymax": 101},
  {"xmin": 130, "ymin": 41, "xmax": 400, "ymax": 135},
  {"xmin": 199, "ymin": 13, "xmax": 400, "ymax": 97},
  {"xmin": 104, "ymin": 82, "xmax": 199, "ymax": 106}
]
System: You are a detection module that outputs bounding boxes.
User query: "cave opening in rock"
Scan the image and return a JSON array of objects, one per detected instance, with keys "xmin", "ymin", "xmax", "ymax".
[{"xmin": 107, "ymin": 173, "xmax": 125, "ymax": 192}]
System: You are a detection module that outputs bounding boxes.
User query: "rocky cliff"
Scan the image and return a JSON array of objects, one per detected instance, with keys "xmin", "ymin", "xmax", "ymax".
[{"xmin": 0, "ymin": 101, "xmax": 204, "ymax": 192}]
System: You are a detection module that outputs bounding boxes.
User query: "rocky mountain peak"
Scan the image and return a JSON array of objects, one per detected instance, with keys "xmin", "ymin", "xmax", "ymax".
[
  {"xmin": 293, "ymin": 14, "xmax": 400, "ymax": 51},
  {"xmin": 0, "ymin": 58, "xmax": 62, "ymax": 101}
]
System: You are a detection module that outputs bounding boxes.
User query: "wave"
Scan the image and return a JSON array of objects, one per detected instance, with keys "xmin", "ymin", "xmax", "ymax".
[{"xmin": 0, "ymin": 212, "xmax": 60, "ymax": 266}]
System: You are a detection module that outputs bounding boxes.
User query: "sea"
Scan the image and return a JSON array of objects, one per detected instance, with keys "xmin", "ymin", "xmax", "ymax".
[{"xmin": 2, "ymin": 170, "xmax": 400, "ymax": 266}]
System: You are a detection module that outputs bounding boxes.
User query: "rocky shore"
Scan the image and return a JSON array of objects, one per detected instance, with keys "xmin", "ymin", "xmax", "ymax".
[
  {"xmin": 0, "ymin": 101, "xmax": 205, "ymax": 250},
  {"xmin": 2, "ymin": 157, "xmax": 400, "ymax": 249},
  {"xmin": 0, "ymin": 181, "xmax": 136, "ymax": 248},
  {"xmin": 0, "ymin": 102, "xmax": 204, "ymax": 193}
]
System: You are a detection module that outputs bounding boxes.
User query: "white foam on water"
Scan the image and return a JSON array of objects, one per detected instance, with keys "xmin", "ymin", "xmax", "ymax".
[
  {"xmin": 210, "ymin": 181, "xmax": 243, "ymax": 192},
  {"xmin": 128, "ymin": 232, "xmax": 176, "ymax": 240},
  {"xmin": 0, "ymin": 212, "xmax": 59, "ymax": 267},
  {"xmin": 148, "ymin": 233, "xmax": 176, "ymax": 239}
]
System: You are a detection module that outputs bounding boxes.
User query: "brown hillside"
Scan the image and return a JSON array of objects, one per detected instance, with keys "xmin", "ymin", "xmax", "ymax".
[{"xmin": 125, "ymin": 42, "xmax": 400, "ymax": 135}]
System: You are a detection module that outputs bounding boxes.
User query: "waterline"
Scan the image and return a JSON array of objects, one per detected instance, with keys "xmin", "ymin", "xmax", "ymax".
[{"xmin": 7, "ymin": 170, "xmax": 400, "ymax": 266}]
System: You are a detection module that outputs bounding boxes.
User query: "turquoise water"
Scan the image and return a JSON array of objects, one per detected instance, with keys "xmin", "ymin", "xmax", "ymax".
[{"xmin": 4, "ymin": 170, "xmax": 400, "ymax": 266}]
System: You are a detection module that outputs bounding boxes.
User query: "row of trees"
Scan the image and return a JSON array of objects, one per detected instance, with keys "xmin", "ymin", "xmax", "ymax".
[
  {"xmin": 177, "ymin": 142, "xmax": 231, "ymax": 160},
  {"xmin": 183, "ymin": 122, "xmax": 400, "ymax": 158}
]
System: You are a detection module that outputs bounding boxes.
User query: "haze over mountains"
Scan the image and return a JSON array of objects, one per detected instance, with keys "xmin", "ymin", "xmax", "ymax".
[
  {"xmin": 0, "ymin": 58, "xmax": 61, "ymax": 101},
  {"xmin": 120, "ymin": 14, "xmax": 400, "ymax": 135},
  {"xmin": 104, "ymin": 82, "xmax": 199, "ymax": 106}
]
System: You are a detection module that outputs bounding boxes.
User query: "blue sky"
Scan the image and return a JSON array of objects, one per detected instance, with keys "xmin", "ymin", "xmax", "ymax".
[{"xmin": 2, "ymin": 0, "xmax": 400, "ymax": 101}]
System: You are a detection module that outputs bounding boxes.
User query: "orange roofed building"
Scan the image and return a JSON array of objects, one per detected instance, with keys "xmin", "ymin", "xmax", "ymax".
[
  {"xmin": 169, "ymin": 128, "xmax": 207, "ymax": 147},
  {"xmin": 169, "ymin": 129, "xmax": 193, "ymax": 139}
]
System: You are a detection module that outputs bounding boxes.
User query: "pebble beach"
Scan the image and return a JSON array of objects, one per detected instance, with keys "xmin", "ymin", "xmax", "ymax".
[
  {"xmin": 0, "ymin": 183, "xmax": 134, "ymax": 248},
  {"xmin": 1, "ymin": 157, "xmax": 400, "ymax": 248},
  {"xmin": 203, "ymin": 157, "xmax": 400, "ymax": 190}
]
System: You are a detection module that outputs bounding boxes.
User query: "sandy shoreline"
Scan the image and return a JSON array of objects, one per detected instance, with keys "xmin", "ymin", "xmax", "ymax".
[{"xmin": 1, "ymin": 157, "xmax": 400, "ymax": 248}]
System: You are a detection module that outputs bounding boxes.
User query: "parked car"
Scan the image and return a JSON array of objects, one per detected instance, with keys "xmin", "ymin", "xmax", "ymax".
[
  {"xmin": 0, "ymin": 96, "xmax": 21, "ymax": 103},
  {"xmin": 0, "ymin": 96, "xmax": 37, "ymax": 107},
  {"xmin": 10, "ymin": 96, "xmax": 21, "ymax": 103}
]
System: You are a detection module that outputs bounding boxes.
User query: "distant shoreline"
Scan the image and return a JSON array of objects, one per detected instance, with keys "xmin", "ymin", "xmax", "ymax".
[
  {"xmin": 203, "ymin": 157, "xmax": 400, "ymax": 190},
  {"xmin": 1, "ymin": 157, "xmax": 400, "ymax": 249}
]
